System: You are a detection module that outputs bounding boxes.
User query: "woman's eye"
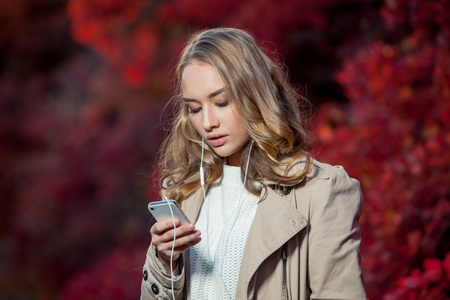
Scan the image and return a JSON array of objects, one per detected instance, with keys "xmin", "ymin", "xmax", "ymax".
[
  {"xmin": 216, "ymin": 99, "xmax": 230, "ymax": 107},
  {"xmin": 189, "ymin": 107, "xmax": 201, "ymax": 114}
]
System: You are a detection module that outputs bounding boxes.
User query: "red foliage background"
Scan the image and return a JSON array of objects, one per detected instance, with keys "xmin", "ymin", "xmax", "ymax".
[{"xmin": 0, "ymin": 0, "xmax": 448, "ymax": 299}]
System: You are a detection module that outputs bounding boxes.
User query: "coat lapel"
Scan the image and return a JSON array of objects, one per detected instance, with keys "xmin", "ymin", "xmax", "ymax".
[
  {"xmin": 180, "ymin": 187, "xmax": 206, "ymax": 224},
  {"xmin": 236, "ymin": 187, "xmax": 308, "ymax": 295},
  {"xmin": 182, "ymin": 184, "xmax": 308, "ymax": 298}
]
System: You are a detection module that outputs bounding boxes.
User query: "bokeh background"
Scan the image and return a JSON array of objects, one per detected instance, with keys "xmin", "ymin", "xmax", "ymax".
[{"xmin": 1, "ymin": 0, "xmax": 449, "ymax": 299}]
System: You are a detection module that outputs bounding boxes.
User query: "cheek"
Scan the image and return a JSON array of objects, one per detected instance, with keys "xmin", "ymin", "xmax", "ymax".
[
  {"xmin": 232, "ymin": 119, "xmax": 245, "ymax": 133},
  {"xmin": 230, "ymin": 111, "xmax": 246, "ymax": 132},
  {"xmin": 231, "ymin": 116, "xmax": 249, "ymax": 139},
  {"xmin": 189, "ymin": 116, "xmax": 204, "ymax": 134},
  {"xmin": 229, "ymin": 106, "xmax": 246, "ymax": 132}
]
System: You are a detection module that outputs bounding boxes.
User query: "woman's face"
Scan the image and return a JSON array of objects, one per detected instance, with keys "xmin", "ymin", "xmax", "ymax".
[{"xmin": 181, "ymin": 61, "xmax": 249, "ymax": 166}]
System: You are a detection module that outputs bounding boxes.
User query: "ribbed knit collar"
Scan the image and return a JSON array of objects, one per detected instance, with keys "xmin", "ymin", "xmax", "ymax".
[{"xmin": 222, "ymin": 165, "xmax": 243, "ymax": 187}]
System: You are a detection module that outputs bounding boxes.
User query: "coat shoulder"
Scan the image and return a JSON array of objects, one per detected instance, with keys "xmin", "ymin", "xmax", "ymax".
[
  {"xmin": 291, "ymin": 158, "xmax": 362, "ymax": 206},
  {"xmin": 272, "ymin": 157, "xmax": 360, "ymax": 196},
  {"xmin": 309, "ymin": 159, "xmax": 353, "ymax": 179}
]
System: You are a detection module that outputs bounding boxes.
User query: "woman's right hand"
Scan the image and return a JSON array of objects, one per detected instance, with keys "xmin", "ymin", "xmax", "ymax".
[{"xmin": 150, "ymin": 219, "xmax": 201, "ymax": 273}]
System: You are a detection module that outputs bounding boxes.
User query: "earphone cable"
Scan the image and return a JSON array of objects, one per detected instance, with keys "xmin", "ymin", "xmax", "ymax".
[{"xmin": 163, "ymin": 195, "xmax": 176, "ymax": 300}]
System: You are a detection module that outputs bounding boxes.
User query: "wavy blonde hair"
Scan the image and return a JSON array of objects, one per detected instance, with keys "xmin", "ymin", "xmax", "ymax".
[{"xmin": 159, "ymin": 27, "xmax": 313, "ymax": 201}]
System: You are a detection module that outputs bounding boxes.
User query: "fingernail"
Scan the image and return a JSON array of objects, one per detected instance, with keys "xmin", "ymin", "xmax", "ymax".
[{"xmin": 187, "ymin": 224, "xmax": 194, "ymax": 231}]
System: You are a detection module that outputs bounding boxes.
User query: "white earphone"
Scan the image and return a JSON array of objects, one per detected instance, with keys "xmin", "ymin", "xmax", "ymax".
[
  {"xmin": 199, "ymin": 138, "xmax": 254, "ymax": 298},
  {"xmin": 164, "ymin": 194, "xmax": 177, "ymax": 300},
  {"xmin": 165, "ymin": 138, "xmax": 254, "ymax": 300}
]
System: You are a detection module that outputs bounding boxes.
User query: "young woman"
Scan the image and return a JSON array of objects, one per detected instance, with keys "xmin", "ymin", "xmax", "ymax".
[{"xmin": 141, "ymin": 27, "xmax": 367, "ymax": 299}]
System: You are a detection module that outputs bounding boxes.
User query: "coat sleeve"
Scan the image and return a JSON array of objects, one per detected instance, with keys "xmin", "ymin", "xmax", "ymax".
[
  {"xmin": 307, "ymin": 166, "xmax": 367, "ymax": 299},
  {"xmin": 140, "ymin": 243, "xmax": 185, "ymax": 300}
]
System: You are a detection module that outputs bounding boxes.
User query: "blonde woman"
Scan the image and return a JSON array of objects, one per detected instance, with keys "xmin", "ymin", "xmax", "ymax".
[{"xmin": 141, "ymin": 28, "xmax": 367, "ymax": 300}]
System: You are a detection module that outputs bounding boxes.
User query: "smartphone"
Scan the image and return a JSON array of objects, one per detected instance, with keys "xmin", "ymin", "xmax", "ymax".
[{"xmin": 148, "ymin": 200, "xmax": 191, "ymax": 225}]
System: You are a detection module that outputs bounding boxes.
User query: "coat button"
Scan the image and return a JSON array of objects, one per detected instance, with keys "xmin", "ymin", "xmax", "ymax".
[
  {"xmin": 143, "ymin": 270, "xmax": 148, "ymax": 281},
  {"xmin": 151, "ymin": 283, "xmax": 160, "ymax": 295}
]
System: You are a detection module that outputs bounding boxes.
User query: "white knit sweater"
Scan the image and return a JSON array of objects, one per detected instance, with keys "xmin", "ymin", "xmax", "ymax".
[{"xmin": 189, "ymin": 165, "xmax": 259, "ymax": 299}]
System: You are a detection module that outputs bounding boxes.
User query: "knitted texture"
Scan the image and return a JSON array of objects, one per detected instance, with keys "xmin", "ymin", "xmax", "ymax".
[{"xmin": 189, "ymin": 165, "xmax": 259, "ymax": 299}]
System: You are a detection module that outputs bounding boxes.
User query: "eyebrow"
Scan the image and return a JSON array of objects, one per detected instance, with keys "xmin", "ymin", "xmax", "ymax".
[{"xmin": 182, "ymin": 88, "xmax": 225, "ymax": 102}]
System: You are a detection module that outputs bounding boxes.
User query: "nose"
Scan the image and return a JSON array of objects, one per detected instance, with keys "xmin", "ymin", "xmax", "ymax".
[{"xmin": 202, "ymin": 106, "xmax": 219, "ymax": 131}]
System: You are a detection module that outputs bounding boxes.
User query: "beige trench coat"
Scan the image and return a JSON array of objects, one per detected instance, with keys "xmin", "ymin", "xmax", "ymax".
[{"xmin": 141, "ymin": 160, "xmax": 368, "ymax": 299}]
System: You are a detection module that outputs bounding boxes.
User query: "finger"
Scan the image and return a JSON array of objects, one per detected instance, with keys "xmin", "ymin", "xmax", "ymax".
[
  {"xmin": 159, "ymin": 237, "xmax": 202, "ymax": 260},
  {"xmin": 151, "ymin": 219, "xmax": 180, "ymax": 235},
  {"xmin": 156, "ymin": 223, "xmax": 198, "ymax": 243},
  {"xmin": 158, "ymin": 229, "xmax": 201, "ymax": 251},
  {"xmin": 173, "ymin": 237, "xmax": 202, "ymax": 252},
  {"xmin": 173, "ymin": 223, "xmax": 198, "ymax": 238}
]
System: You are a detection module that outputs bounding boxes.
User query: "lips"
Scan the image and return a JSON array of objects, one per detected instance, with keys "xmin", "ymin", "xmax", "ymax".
[{"xmin": 207, "ymin": 134, "xmax": 227, "ymax": 147}]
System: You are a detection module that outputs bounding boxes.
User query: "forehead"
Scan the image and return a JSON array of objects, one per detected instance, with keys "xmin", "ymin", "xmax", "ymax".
[{"xmin": 181, "ymin": 62, "xmax": 224, "ymax": 97}]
